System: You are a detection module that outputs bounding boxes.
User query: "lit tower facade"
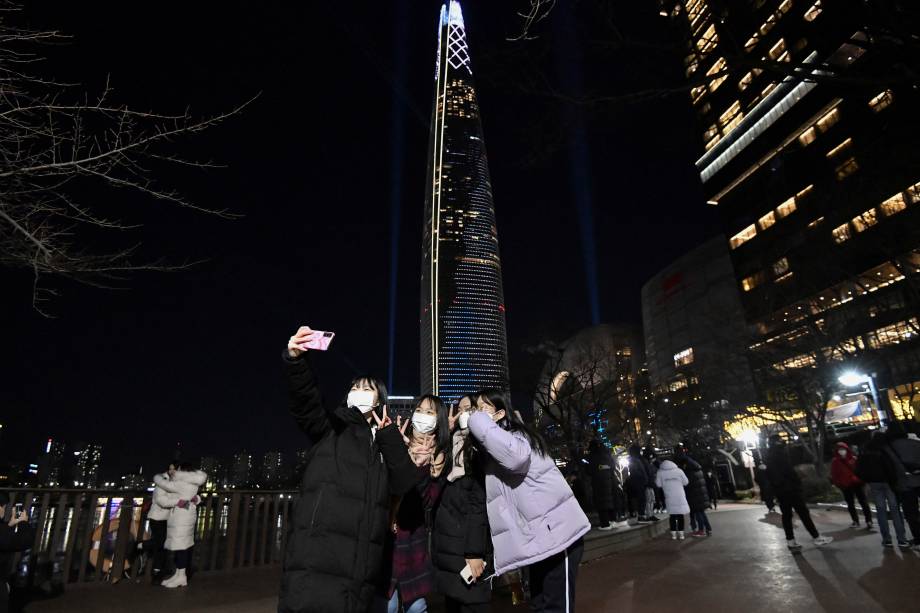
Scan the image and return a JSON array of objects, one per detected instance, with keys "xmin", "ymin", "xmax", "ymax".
[{"xmin": 421, "ymin": 1, "xmax": 509, "ymax": 400}]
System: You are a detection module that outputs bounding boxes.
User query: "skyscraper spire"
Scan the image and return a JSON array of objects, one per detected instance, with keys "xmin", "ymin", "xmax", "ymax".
[{"xmin": 421, "ymin": 1, "xmax": 509, "ymax": 400}]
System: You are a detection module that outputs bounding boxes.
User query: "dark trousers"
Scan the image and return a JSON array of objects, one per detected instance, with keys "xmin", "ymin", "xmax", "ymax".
[
  {"xmin": 613, "ymin": 488, "xmax": 627, "ymax": 521},
  {"xmin": 597, "ymin": 508, "xmax": 612, "ymax": 527},
  {"xmin": 628, "ymin": 488, "xmax": 646, "ymax": 517},
  {"xmin": 777, "ymin": 493, "xmax": 819, "ymax": 540},
  {"xmin": 763, "ymin": 493, "xmax": 775, "ymax": 511},
  {"xmin": 174, "ymin": 547, "xmax": 193, "ymax": 570},
  {"xmin": 901, "ymin": 487, "xmax": 920, "ymax": 541},
  {"xmin": 445, "ymin": 599, "xmax": 490, "ymax": 613},
  {"xmin": 839, "ymin": 485, "xmax": 872, "ymax": 525},
  {"xmin": 149, "ymin": 519, "xmax": 168, "ymax": 572},
  {"xmin": 528, "ymin": 538, "xmax": 583, "ymax": 613},
  {"xmin": 691, "ymin": 510, "xmax": 711, "ymax": 532},
  {"xmin": 669, "ymin": 514, "xmax": 685, "ymax": 531}
]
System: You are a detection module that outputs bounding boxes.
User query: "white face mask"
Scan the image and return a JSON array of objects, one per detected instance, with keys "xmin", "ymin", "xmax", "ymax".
[
  {"xmin": 412, "ymin": 412, "xmax": 438, "ymax": 434},
  {"xmin": 458, "ymin": 412, "xmax": 471, "ymax": 430},
  {"xmin": 347, "ymin": 390, "xmax": 377, "ymax": 414},
  {"xmin": 838, "ymin": 449, "xmax": 847, "ymax": 458}
]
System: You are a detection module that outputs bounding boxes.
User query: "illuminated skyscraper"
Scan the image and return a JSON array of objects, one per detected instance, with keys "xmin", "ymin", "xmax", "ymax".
[{"xmin": 421, "ymin": 1, "xmax": 509, "ymax": 400}]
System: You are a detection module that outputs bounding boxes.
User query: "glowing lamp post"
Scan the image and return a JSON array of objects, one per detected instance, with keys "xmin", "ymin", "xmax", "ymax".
[{"xmin": 838, "ymin": 371, "xmax": 888, "ymax": 427}]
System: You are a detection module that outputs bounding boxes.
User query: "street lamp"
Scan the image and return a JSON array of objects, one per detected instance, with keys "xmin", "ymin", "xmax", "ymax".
[{"xmin": 838, "ymin": 370, "xmax": 888, "ymax": 427}]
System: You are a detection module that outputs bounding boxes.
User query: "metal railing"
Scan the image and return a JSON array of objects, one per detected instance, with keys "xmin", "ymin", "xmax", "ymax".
[{"xmin": 0, "ymin": 488, "xmax": 298, "ymax": 586}]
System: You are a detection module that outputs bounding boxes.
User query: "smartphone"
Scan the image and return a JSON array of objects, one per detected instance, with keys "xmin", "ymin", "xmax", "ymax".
[
  {"xmin": 14, "ymin": 503, "xmax": 23, "ymax": 515},
  {"xmin": 460, "ymin": 560, "xmax": 487, "ymax": 585},
  {"xmin": 299, "ymin": 330, "xmax": 335, "ymax": 351}
]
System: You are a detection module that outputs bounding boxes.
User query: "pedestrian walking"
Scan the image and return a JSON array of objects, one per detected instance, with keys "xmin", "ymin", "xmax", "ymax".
[
  {"xmin": 886, "ymin": 420, "xmax": 920, "ymax": 547},
  {"xmin": 586, "ymin": 439, "xmax": 616, "ymax": 531},
  {"xmin": 830, "ymin": 442, "xmax": 873, "ymax": 529},
  {"xmin": 386, "ymin": 395, "xmax": 451, "ymax": 613},
  {"xmin": 679, "ymin": 455, "xmax": 712, "ymax": 537},
  {"xmin": 765, "ymin": 434, "xmax": 833, "ymax": 552},
  {"xmin": 1, "ymin": 493, "xmax": 35, "ymax": 613},
  {"xmin": 153, "ymin": 462, "xmax": 207, "ymax": 588},
  {"xmin": 625, "ymin": 445, "xmax": 651, "ymax": 523},
  {"xmin": 753, "ymin": 454, "xmax": 776, "ymax": 513},
  {"xmin": 654, "ymin": 459, "xmax": 690, "ymax": 540},
  {"xmin": 432, "ymin": 394, "xmax": 493, "ymax": 613},
  {"xmin": 468, "ymin": 390, "xmax": 590, "ymax": 613},
  {"xmin": 147, "ymin": 463, "xmax": 175, "ymax": 584},
  {"xmin": 855, "ymin": 432, "xmax": 909, "ymax": 548},
  {"xmin": 278, "ymin": 326, "xmax": 418, "ymax": 613}
]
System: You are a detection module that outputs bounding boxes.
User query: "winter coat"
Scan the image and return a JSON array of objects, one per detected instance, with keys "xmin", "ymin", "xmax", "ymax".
[
  {"xmin": 754, "ymin": 464, "xmax": 774, "ymax": 498},
  {"xmin": 654, "ymin": 460, "xmax": 690, "ymax": 515},
  {"xmin": 830, "ymin": 443, "xmax": 863, "ymax": 489},
  {"xmin": 389, "ymin": 467, "xmax": 442, "ymax": 606},
  {"xmin": 432, "ymin": 470, "xmax": 492, "ymax": 604},
  {"xmin": 766, "ymin": 444, "xmax": 802, "ymax": 497},
  {"xmin": 854, "ymin": 445, "xmax": 897, "ymax": 486},
  {"xmin": 680, "ymin": 458, "xmax": 710, "ymax": 512},
  {"xmin": 625, "ymin": 454, "xmax": 649, "ymax": 493},
  {"xmin": 154, "ymin": 469, "xmax": 206, "ymax": 551},
  {"xmin": 279, "ymin": 353, "xmax": 417, "ymax": 613},
  {"xmin": 147, "ymin": 472, "xmax": 172, "ymax": 522},
  {"xmin": 889, "ymin": 435, "xmax": 920, "ymax": 491},
  {"xmin": 705, "ymin": 471, "xmax": 721, "ymax": 501},
  {"xmin": 0, "ymin": 521, "xmax": 35, "ymax": 583},
  {"xmin": 586, "ymin": 446, "xmax": 615, "ymax": 511},
  {"xmin": 468, "ymin": 411, "xmax": 590, "ymax": 576}
]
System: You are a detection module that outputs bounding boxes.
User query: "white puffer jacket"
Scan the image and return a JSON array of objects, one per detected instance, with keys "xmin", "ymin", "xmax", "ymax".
[
  {"xmin": 654, "ymin": 460, "xmax": 690, "ymax": 516},
  {"xmin": 154, "ymin": 470, "xmax": 207, "ymax": 551},
  {"xmin": 147, "ymin": 472, "xmax": 172, "ymax": 521}
]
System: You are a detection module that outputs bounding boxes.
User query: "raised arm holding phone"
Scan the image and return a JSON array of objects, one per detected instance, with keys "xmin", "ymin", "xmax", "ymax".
[
  {"xmin": 1, "ymin": 493, "xmax": 35, "ymax": 613},
  {"xmin": 279, "ymin": 325, "xmax": 416, "ymax": 613}
]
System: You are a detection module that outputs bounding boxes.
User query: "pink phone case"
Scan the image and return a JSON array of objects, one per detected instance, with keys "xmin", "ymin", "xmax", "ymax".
[{"xmin": 300, "ymin": 331, "xmax": 335, "ymax": 351}]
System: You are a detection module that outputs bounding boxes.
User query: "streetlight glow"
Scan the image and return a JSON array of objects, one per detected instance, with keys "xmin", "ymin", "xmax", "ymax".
[{"xmin": 838, "ymin": 371, "xmax": 867, "ymax": 387}]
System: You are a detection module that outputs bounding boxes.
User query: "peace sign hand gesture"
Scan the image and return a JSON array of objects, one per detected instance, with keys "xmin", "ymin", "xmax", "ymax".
[
  {"xmin": 397, "ymin": 416, "xmax": 411, "ymax": 444},
  {"xmin": 370, "ymin": 408, "xmax": 392, "ymax": 430},
  {"xmin": 448, "ymin": 405, "xmax": 459, "ymax": 432}
]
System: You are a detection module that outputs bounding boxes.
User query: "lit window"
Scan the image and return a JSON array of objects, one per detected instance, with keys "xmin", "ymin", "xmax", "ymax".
[
  {"xmin": 804, "ymin": 1, "xmax": 822, "ymax": 21},
  {"xmin": 905, "ymin": 180, "xmax": 920, "ymax": 204},
  {"xmin": 796, "ymin": 184, "xmax": 814, "ymax": 201},
  {"xmin": 879, "ymin": 193, "xmax": 907, "ymax": 217},
  {"xmin": 807, "ymin": 216, "xmax": 825, "ymax": 228},
  {"xmin": 707, "ymin": 57, "xmax": 727, "ymax": 91},
  {"xmin": 742, "ymin": 272, "xmax": 765, "ymax": 292},
  {"xmin": 674, "ymin": 348, "xmax": 694, "ymax": 367},
  {"xmin": 719, "ymin": 100, "xmax": 743, "ymax": 133},
  {"xmin": 868, "ymin": 89, "xmax": 894, "ymax": 112},
  {"xmin": 703, "ymin": 124, "xmax": 719, "ymax": 141},
  {"xmin": 691, "ymin": 85, "xmax": 707, "ymax": 104},
  {"xmin": 738, "ymin": 71, "xmax": 754, "ymax": 91},
  {"xmin": 768, "ymin": 39, "xmax": 786, "ymax": 60},
  {"xmin": 816, "ymin": 107, "xmax": 840, "ymax": 132},
  {"xmin": 773, "ymin": 257, "xmax": 790, "ymax": 276},
  {"xmin": 851, "ymin": 208, "xmax": 878, "ymax": 233},
  {"xmin": 685, "ymin": 0, "xmax": 707, "ymax": 29},
  {"xmin": 798, "ymin": 127, "xmax": 817, "ymax": 147},
  {"xmin": 761, "ymin": 82, "xmax": 776, "ymax": 97},
  {"xmin": 776, "ymin": 196, "xmax": 796, "ymax": 218},
  {"xmin": 705, "ymin": 134, "xmax": 722, "ymax": 150},
  {"xmin": 835, "ymin": 157, "xmax": 859, "ymax": 180},
  {"xmin": 758, "ymin": 210, "xmax": 776, "ymax": 230},
  {"xmin": 744, "ymin": 35, "xmax": 758, "ymax": 52},
  {"xmin": 697, "ymin": 24, "xmax": 719, "ymax": 54},
  {"xmin": 867, "ymin": 318, "xmax": 918, "ymax": 349},
  {"xmin": 730, "ymin": 224, "xmax": 757, "ymax": 249},
  {"xmin": 778, "ymin": 0, "xmax": 793, "ymax": 14},
  {"xmin": 832, "ymin": 223, "xmax": 851, "ymax": 244},
  {"xmin": 759, "ymin": 13, "xmax": 778, "ymax": 37},
  {"xmin": 826, "ymin": 137, "xmax": 853, "ymax": 160}
]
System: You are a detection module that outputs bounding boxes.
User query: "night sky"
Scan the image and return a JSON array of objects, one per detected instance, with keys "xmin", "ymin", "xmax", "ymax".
[{"xmin": 1, "ymin": 1, "xmax": 720, "ymax": 478}]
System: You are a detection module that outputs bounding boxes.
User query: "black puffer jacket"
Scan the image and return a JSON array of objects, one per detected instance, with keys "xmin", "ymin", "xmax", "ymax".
[
  {"xmin": 279, "ymin": 354, "xmax": 417, "ymax": 613},
  {"xmin": 680, "ymin": 457, "xmax": 710, "ymax": 512},
  {"xmin": 766, "ymin": 443, "xmax": 801, "ymax": 497},
  {"xmin": 432, "ymin": 472, "xmax": 492, "ymax": 604},
  {"xmin": 587, "ymin": 445, "xmax": 615, "ymax": 511}
]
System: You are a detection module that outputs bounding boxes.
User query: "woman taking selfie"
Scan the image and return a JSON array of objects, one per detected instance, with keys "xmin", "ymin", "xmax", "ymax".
[
  {"xmin": 279, "ymin": 326, "xmax": 417, "ymax": 613},
  {"xmin": 468, "ymin": 390, "xmax": 590, "ymax": 612},
  {"xmin": 385, "ymin": 395, "xmax": 451, "ymax": 613},
  {"xmin": 432, "ymin": 394, "xmax": 493, "ymax": 613}
]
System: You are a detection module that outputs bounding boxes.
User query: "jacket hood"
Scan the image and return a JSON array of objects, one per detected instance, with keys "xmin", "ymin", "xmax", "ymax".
[
  {"xmin": 835, "ymin": 442, "xmax": 855, "ymax": 459},
  {"xmin": 174, "ymin": 469, "xmax": 207, "ymax": 486},
  {"xmin": 659, "ymin": 459, "xmax": 679, "ymax": 471}
]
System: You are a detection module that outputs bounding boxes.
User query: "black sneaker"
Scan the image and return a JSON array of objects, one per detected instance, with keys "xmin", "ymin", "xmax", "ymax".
[
  {"xmin": 648, "ymin": 515, "xmax": 661, "ymax": 522},
  {"xmin": 882, "ymin": 540, "xmax": 893, "ymax": 547}
]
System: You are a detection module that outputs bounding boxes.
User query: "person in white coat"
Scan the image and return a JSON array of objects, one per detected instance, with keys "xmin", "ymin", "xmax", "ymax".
[
  {"xmin": 153, "ymin": 462, "xmax": 207, "ymax": 588},
  {"xmin": 147, "ymin": 463, "xmax": 176, "ymax": 583},
  {"xmin": 655, "ymin": 460, "xmax": 690, "ymax": 540}
]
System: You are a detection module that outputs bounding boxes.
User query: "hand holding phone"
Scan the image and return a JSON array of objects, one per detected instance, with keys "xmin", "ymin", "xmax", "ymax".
[
  {"xmin": 287, "ymin": 326, "xmax": 334, "ymax": 358},
  {"xmin": 460, "ymin": 559, "xmax": 487, "ymax": 585},
  {"xmin": 299, "ymin": 330, "xmax": 335, "ymax": 351}
]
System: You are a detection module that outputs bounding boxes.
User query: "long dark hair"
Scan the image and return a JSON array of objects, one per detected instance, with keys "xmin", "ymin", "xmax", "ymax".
[
  {"xmin": 412, "ymin": 394, "xmax": 452, "ymax": 475},
  {"xmin": 477, "ymin": 388, "xmax": 549, "ymax": 457},
  {"xmin": 346, "ymin": 375, "xmax": 389, "ymax": 416}
]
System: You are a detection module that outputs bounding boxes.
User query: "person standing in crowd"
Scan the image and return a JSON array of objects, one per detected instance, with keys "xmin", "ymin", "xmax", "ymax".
[
  {"xmin": 765, "ymin": 434, "xmax": 834, "ymax": 552},
  {"xmin": 829, "ymin": 442, "xmax": 873, "ymax": 529},
  {"xmin": 679, "ymin": 455, "xmax": 712, "ymax": 537},
  {"xmin": 625, "ymin": 445, "xmax": 651, "ymax": 524},
  {"xmin": 432, "ymin": 394, "xmax": 493, "ymax": 613},
  {"xmin": 655, "ymin": 459, "xmax": 690, "ymax": 540},
  {"xmin": 279, "ymin": 326, "xmax": 418, "ymax": 613},
  {"xmin": 705, "ymin": 468, "xmax": 721, "ymax": 511},
  {"xmin": 754, "ymin": 453, "xmax": 776, "ymax": 514},
  {"xmin": 154, "ymin": 462, "xmax": 207, "ymax": 588},
  {"xmin": 856, "ymin": 432, "xmax": 909, "ymax": 547},
  {"xmin": 1, "ymin": 493, "xmax": 35, "ymax": 613},
  {"xmin": 586, "ymin": 439, "xmax": 616, "ymax": 531},
  {"xmin": 612, "ymin": 456, "xmax": 629, "ymax": 526},
  {"xmin": 386, "ymin": 395, "xmax": 451, "ymax": 613},
  {"xmin": 886, "ymin": 420, "xmax": 920, "ymax": 547},
  {"xmin": 147, "ymin": 463, "xmax": 175, "ymax": 584},
  {"xmin": 468, "ymin": 390, "xmax": 590, "ymax": 613},
  {"xmin": 642, "ymin": 448, "xmax": 660, "ymax": 522}
]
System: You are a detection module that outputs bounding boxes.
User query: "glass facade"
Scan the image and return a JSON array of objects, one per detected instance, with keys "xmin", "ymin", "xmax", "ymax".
[{"xmin": 420, "ymin": 1, "xmax": 509, "ymax": 401}]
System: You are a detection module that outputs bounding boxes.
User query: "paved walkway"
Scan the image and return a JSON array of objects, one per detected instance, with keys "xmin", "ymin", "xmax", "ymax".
[{"xmin": 26, "ymin": 505, "xmax": 920, "ymax": 612}]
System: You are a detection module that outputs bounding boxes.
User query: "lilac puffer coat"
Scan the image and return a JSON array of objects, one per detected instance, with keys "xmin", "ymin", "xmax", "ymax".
[{"xmin": 469, "ymin": 412, "xmax": 590, "ymax": 576}]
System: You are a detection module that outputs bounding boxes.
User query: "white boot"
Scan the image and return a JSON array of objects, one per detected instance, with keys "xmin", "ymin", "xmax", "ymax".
[
  {"xmin": 162, "ymin": 568, "xmax": 187, "ymax": 588},
  {"xmin": 678, "ymin": 531, "xmax": 685, "ymax": 540},
  {"xmin": 671, "ymin": 531, "xmax": 678, "ymax": 540}
]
